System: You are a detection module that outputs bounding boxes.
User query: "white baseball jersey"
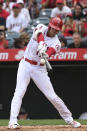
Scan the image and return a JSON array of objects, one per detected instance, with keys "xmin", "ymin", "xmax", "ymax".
[
  {"xmin": 51, "ymin": 6, "xmax": 71, "ymax": 18},
  {"xmin": 20, "ymin": 8, "xmax": 31, "ymax": 25},
  {"xmin": 24, "ymin": 24, "xmax": 61, "ymax": 64},
  {"xmin": 6, "ymin": 13, "xmax": 27, "ymax": 32}
]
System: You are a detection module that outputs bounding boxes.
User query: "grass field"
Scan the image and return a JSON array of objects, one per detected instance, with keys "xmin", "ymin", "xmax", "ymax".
[{"xmin": 0, "ymin": 119, "xmax": 87, "ymax": 126}]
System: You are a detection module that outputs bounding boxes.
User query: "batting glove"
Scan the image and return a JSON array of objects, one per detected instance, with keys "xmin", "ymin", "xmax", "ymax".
[{"xmin": 37, "ymin": 41, "xmax": 47, "ymax": 57}]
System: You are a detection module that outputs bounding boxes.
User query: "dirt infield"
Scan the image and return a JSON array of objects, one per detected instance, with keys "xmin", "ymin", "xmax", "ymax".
[{"xmin": 0, "ymin": 125, "xmax": 87, "ymax": 131}]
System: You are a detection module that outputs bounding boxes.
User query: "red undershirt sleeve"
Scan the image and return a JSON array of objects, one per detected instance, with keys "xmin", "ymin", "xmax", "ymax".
[
  {"xmin": 37, "ymin": 33, "xmax": 45, "ymax": 43},
  {"xmin": 46, "ymin": 47, "xmax": 56, "ymax": 57}
]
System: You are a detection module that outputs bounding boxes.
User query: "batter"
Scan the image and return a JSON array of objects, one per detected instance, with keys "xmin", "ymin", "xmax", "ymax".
[{"xmin": 8, "ymin": 17, "xmax": 81, "ymax": 129}]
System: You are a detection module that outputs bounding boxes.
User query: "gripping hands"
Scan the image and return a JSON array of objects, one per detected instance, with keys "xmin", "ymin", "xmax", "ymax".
[
  {"xmin": 37, "ymin": 41, "xmax": 49, "ymax": 64},
  {"xmin": 37, "ymin": 41, "xmax": 47, "ymax": 57}
]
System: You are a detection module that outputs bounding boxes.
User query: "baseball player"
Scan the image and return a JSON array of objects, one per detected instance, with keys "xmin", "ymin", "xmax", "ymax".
[
  {"xmin": 6, "ymin": 3, "xmax": 27, "ymax": 33},
  {"xmin": 8, "ymin": 17, "xmax": 81, "ymax": 129}
]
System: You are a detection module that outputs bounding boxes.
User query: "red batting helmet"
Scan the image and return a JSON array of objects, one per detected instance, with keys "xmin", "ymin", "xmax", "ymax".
[{"xmin": 48, "ymin": 17, "xmax": 63, "ymax": 31}]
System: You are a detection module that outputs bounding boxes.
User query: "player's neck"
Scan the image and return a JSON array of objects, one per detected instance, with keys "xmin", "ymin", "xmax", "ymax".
[
  {"xmin": 47, "ymin": 30, "xmax": 56, "ymax": 37},
  {"xmin": 47, "ymin": 30, "xmax": 52, "ymax": 37}
]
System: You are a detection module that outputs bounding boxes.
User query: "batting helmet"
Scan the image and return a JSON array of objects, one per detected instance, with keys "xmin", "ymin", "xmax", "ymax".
[{"xmin": 48, "ymin": 17, "xmax": 63, "ymax": 31}]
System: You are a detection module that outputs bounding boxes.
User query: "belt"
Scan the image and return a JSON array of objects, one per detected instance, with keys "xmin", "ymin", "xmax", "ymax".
[{"xmin": 25, "ymin": 58, "xmax": 44, "ymax": 66}]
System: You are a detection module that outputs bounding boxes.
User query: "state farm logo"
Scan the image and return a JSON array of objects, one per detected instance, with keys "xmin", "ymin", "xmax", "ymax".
[
  {"xmin": 83, "ymin": 53, "xmax": 87, "ymax": 59},
  {"xmin": 0, "ymin": 53, "xmax": 8, "ymax": 60},
  {"xmin": 50, "ymin": 51, "xmax": 77, "ymax": 60},
  {"xmin": 15, "ymin": 50, "xmax": 24, "ymax": 60}
]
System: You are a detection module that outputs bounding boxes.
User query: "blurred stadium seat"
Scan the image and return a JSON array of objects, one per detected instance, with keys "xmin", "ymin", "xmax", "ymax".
[
  {"xmin": 39, "ymin": 8, "xmax": 52, "ymax": 18},
  {"xmin": 6, "ymin": 37, "xmax": 15, "ymax": 48},
  {"xmin": 82, "ymin": 37, "xmax": 87, "ymax": 43},
  {"xmin": 5, "ymin": 31, "xmax": 20, "ymax": 39},
  {"xmin": 24, "ymin": 25, "xmax": 34, "ymax": 38},
  {"xmin": 32, "ymin": 16, "xmax": 49, "ymax": 26},
  {"xmin": 36, "ymin": 0, "xmax": 41, "ymax": 3},
  {"xmin": 24, "ymin": 16, "xmax": 49, "ymax": 38},
  {"xmin": 65, "ymin": 37, "xmax": 73, "ymax": 45},
  {"xmin": 26, "ymin": 29, "xmax": 33, "ymax": 38}
]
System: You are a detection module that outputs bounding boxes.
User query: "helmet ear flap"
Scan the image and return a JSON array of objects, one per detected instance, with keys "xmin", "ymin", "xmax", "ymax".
[{"xmin": 48, "ymin": 24, "xmax": 51, "ymax": 30}]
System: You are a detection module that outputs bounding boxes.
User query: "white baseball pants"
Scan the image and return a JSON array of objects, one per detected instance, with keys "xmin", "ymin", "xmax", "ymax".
[{"xmin": 9, "ymin": 59, "xmax": 73, "ymax": 124}]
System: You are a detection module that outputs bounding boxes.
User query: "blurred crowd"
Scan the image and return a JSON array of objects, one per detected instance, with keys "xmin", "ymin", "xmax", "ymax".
[{"xmin": 0, "ymin": 0, "xmax": 87, "ymax": 49}]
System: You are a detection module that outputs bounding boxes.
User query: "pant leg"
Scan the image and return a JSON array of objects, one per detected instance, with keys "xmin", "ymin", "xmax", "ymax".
[
  {"xmin": 31, "ymin": 68, "xmax": 73, "ymax": 123},
  {"xmin": 9, "ymin": 60, "xmax": 31, "ymax": 124}
]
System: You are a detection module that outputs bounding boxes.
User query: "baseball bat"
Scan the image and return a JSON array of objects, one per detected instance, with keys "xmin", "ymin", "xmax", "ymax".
[
  {"xmin": 41, "ymin": 53, "xmax": 52, "ymax": 71},
  {"xmin": 44, "ymin": 57, "xmax": 52, "ymax": 71}
]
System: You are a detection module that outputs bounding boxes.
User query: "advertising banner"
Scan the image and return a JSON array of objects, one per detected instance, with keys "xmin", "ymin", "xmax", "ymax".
[{"xmin": 0, "ymin": 49, "xmax": 87, "ymax": 61}]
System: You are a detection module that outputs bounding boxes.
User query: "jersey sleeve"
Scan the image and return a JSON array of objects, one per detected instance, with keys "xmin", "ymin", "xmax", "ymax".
[
  {"xmin": 50, "ymin": 36, "xmax": 61, "ymax": 53},
  {"xmin": 33, "ymin": 24, "xmax": 47, "ymax": 40},
  {"xmin": 23, "ymin": 8, "xmax": 31, "ymax": 24},
  {"xmin": 6, "ymin": 16, "xmax": 11, "ymax": 29}
]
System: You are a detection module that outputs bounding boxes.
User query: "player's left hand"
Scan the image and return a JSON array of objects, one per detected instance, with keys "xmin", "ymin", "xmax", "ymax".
[{"xmin": 37, "ymin": 42, "xmax": 47, "ymax": 57}]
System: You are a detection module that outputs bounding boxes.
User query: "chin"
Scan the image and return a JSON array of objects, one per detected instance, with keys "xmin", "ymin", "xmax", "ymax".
[{"xmin": 51, "ymin": 33, "xmax": 56, "ymax": 37}]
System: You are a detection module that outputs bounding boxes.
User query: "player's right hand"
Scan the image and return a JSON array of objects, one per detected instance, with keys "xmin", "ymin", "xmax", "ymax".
[{"xmin": 38, "ymin": 49, "xmax": 46, "ymax": 57}]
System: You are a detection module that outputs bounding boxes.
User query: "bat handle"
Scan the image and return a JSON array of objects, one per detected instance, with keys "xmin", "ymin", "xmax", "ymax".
[{"xmin": 44, "ymin": 57, "xmax": 52, "ymax": 71}]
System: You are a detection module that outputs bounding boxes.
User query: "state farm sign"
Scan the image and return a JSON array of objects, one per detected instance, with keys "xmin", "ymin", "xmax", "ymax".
[
  {"xmin": 0, "ymin": 48, "xmax": 87, "ymax": 61},
  {"xmin": 0, "ymin": 53, "xmax": 8, "ymax": 60},
  {"xmin": 57, "ymin": 51, "xmax": 77, "ymax": 60},
  {"xmin": 50, "ymin": 51, "xmax": 77, "ymax": 60}
]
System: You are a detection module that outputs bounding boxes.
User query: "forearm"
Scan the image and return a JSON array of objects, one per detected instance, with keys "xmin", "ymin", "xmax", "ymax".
[
  {"xmin": 0, "ymin": 26, "xmax": 5, "ymax": 30},
  {"xmin": 35, "ymin": 7, "xmax": 39, "ymax": 17},
  {"xmin": 62, "ymin": 25, "xmax": 66, "ymax": 33},
  {"xmin": 64, "ymin": 0, "xmax": 66, "ymax": 5},
  {"xmin": 7, "ymin": 28, "xmax": 11, "ymax": 31},
  {"xmin": 46, "ymin": 47, "xmax": 56, "ymax": 57},
  {"xmin": 20, "ymin": 28, "xmax": 25, "ymax": 32}
]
